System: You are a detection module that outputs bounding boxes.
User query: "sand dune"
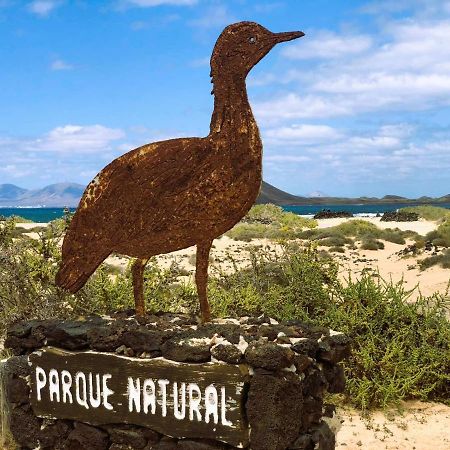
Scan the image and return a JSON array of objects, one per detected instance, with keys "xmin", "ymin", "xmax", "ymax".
[{"xmin": 8, "ymin": 217, "xmax": 450, "ymax": 449}]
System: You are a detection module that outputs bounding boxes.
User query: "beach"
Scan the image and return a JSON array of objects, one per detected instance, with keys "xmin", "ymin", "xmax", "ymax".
[
  {"xmin": 10, "ymin": 215, "xmax": 450, "ymax": 449},
  {"xmin": 98, "ymin": 216, "xmax": 450, "ymax": 301}
]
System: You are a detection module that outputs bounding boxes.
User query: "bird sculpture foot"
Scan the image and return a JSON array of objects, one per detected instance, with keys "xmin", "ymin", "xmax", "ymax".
[{"xmin": 132, "ymin": 258, "xmax": 149, "ymax": 318}]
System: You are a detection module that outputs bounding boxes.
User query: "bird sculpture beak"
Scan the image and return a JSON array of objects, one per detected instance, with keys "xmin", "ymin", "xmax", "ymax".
[{"xmin": 273, "ymin": 30, "xmax": 305, "ymax": 43}]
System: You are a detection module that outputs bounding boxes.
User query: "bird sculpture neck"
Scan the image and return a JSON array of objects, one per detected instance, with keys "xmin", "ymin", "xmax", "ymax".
[{"xmin": 209, "ymin": 74, "xmax": 257, "ymax": 138}]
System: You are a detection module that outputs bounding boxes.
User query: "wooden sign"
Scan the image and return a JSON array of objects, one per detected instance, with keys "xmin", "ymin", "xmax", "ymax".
[{"xmin": 29, "ymin": 348, "xmax": 250, "ymax": 447}]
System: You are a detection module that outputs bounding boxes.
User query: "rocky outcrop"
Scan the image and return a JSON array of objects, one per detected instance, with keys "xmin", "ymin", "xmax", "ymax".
[
  {"xmin": 380, "ymin": 211, "xmax": 419, "ymax": 222},
  {"xmin": 313, "ymin": 210, "xmax": 353, "ymax": 219}
]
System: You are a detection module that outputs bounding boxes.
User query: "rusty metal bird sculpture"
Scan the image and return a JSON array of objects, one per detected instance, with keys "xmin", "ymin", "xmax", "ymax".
[{"xmin": 55, "ymin": 22, "xmax": 304, "ymax": 322}]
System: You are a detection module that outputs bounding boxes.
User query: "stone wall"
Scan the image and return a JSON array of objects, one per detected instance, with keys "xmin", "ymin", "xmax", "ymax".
[{"xmin": 2, "ymin": 312, "xmax": 350, "ymax": 450}]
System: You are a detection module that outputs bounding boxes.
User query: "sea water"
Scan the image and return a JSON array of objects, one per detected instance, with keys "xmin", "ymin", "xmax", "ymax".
[{"xmin": 1, "ymin": 203, "xmax": 450, "ymax": 222}]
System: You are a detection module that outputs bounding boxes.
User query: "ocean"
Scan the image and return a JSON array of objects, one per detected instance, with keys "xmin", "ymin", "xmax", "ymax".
[
  {"xmin": 0, "ymin": 207, "xmax": 77, "ymax": 223},
  {"xmin": 2, "ymin": 203, "xmax": 450, "ymax": 223}
]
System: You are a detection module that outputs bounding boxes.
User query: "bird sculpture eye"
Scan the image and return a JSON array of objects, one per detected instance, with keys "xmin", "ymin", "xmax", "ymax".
[{"xmin": 248, "ymin": 36, "xmax": 257, "ymax": 44}]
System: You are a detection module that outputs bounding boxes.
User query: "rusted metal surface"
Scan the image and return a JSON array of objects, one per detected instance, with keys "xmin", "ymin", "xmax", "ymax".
[{"xmin": 55, "ymin": 22, "xmax": 304, "ymax": 322}]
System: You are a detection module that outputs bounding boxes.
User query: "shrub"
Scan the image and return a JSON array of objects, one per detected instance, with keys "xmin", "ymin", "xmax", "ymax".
[
  {"xmin": 9, "ymin": 215, "xmax": 33, "ymax": 223},
  {"xmin": 329, "ymin": 246, "xmax": 345, "ymax": 253},
  {"xmin": 419, "ymin": 250, "xmax": 450, "ymax": 270},
  {"xmin": 401, "ymin": 205, "xmax": 450, "ymax": 222},
  {"xmin": 325, "ymin": 275, "xmax": 450, "ymax": 410},
  {"xmin": 426, "ymin": 220, "xmax": 450, "ymax": 247},
  {"xmin": 319, "ymin": 236, "xmax": 353, "ymax": 247},
  {"xmin": 226, "ymin": 223, "xmax": 273, "ymax": 241},
  {"xmin": 208, "ymin": 247, "xmax": 450, "ymax": 410},
  {"xmin": 226, "ymin": 204, "xmax": 317, "ymax": 241},
  {"xmin": 360, "ymin": 238, "xmax": 385, "ymax": 250},
  {"xmin": 334, "ymin": 219, "xmax": 380, "ymax": 237},
  {"xmin": 244, "ymin": 204, "xmax": 317, "ymax": 229},
  {"xmin": 380, "ymin": 230, "xmax": 406, "ymax": 245}
]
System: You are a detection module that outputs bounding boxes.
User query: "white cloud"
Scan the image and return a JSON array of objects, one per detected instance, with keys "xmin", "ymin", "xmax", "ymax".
[
  {"xmin": 260, "ymin": 121, "xmax": 450, "ymax": 192},
  {"xmin": 253, "ymin": 18, "xmax": 450, "ymax": 121},
  {"xmin": 27, "ymin": 1, "xmax": 61, "ymax": 17},
  {"xmin": 189, "ymin": 5, "xmax": 233, "ymax": 29},
  {"xmin": 32, "ymin": 125, "xmax": 125, "ymax": 153},
  {"xmin": 265, "ymin": 155, "xmax": 311, "ymax": 163},
  {"xmin": 282, "ymin": 31, "xmax": 372, "ymax": 60},
  {"xmin": 50, "ymin": 59, "xmax": 73, "ymax": 71},
  {"xmin": 254, "ymin": 93, "xmax": 352, "ymax": 123},
  {"xmin": 0, "ymin": 164, "xmax": 33, "ymax": 178},
  {"xmin": 264, "ymin": 124, "xmax": 343, "ymax": 146},
  {"xmin": 124, "ymin": 0, "xmax": 197, "ymax": 6},
  {"xmin": 361, "ymin": 0, "xmax": 450, "ymax": 17}
]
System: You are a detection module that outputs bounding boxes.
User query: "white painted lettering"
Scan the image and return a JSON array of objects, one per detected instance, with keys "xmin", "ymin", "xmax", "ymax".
[
  {"xmin": 75, "ymin": 372, "xmax": 89, "ymax": 409},
  {"xmin": 188, "ymin": 383, "xmax": 202, "ymax": 422},
  {"xmin": 128, "ymin": 377, "xmax": 141, "ymax": 413},
  {"xmin": 88, "ymin": 373, "xmax": 101, "ymax": 408},
  {"xmin": 35, "ymin": 366, "xmax": 47, "ymax": 402},
  {"xmin": 173, "ymin": 382, "xmax": 186, "ymax": 420},
  {"xmin": 221, "ymin": 386, "xmax": 233, "ymax": 427},
  {"xmin": 61, "ymin": 370, "xmax": 73, "ymax": 404},
  {"xmin": 102, "ymin": 374, "xmax": 114, "ymax": 410},
  {"xmin": 158, "ymin": 379, "xmax": 170, "ymax": 417},
  {"xmin": 143, "ymin": 379, "xmax": 156, "ymax": 415},
  {"xmin": 48, "ymin": 369, "xmax": 60, "ymax": 402},
  {"xmin": 204, "ymin": 384, "xmax": 218, "ymax": 424}
]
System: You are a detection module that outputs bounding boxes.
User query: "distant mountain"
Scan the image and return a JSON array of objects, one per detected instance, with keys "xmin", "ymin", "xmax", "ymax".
[
  {"xmin": 0, "ymin": 184, "xmax": 28, "ymax": 200},
  {"xmin": 382, "ymin": 195, "xmax": 407, "ymax": 200},
  {"xmin": 256, "ymin": 181, "xmax": 306, "ymax": 205},
  {"xmin": 1, "ymin": 181, "xmax": 450, "ymax": 207},
  {"xmin": 0, "ymin": 183, "xmax": 85, "ymax": 207},
  {"xmin": 256, "ymin": 183, "xmax": 450, "ymax": 206}
]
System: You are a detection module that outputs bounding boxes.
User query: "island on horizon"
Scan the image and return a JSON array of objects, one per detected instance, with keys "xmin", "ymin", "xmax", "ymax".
[{"xmin": 1, "ymin": 181, "xmax": 450, "ymax": 208}]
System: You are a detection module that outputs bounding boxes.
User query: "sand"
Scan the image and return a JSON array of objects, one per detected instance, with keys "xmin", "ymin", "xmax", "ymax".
[
  {"xmin": 332, "ymin": 401, "xmax": 450, "ymax": 450},
  {"xmin": 315, "ymin": 216, "xmax": 437, "ymax": 234},
  {"xmin": 102, "ymin": 217, "xmax": 450, "ymax": 300},
  {"xmin": 8, "ymin": 217, "xmax": 450, "ymax": 449},
  {"xmin": 18, "ymin": 217, "xmax": 449, "ymax": 299}
]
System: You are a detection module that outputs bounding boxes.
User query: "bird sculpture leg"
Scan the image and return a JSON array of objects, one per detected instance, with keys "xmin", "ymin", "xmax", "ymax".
[
  {"xmin": 196, "ymin": 240, "xmax": 213, "ymax": 323},
  {"xmin": 131, "ymin": 258, "xmax": 149, "ymax": 317}
]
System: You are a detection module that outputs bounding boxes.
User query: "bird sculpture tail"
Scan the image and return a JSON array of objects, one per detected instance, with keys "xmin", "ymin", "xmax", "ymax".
[{"xmin": 55, "ymin": 254, "xmax": 105, "ymax": 293}]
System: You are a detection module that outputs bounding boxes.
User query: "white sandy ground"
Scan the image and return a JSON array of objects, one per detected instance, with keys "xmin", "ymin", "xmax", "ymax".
[
  {"xmin": 330, "ymin": 401, "xmax": 450, "ymax": 450},
  {"xmin": 10, "ymin": 217, "xmax": 450, "ymax": 449}
]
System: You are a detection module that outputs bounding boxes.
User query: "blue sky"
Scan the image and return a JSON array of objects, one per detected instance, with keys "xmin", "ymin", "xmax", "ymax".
[{"xmin": 1, "ymin": 0, "xmax": 450, "ymax": 197}]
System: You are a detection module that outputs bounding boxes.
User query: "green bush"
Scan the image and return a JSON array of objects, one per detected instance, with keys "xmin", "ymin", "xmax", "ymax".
[
  {"xmin": 244, "ymin": 204, "xmax": 317, "ymax": 228},
  {"xmin": 226, "ymin": 204, "xmax": 317, "ymax": 241},
  {"xmin": 360, "ymin": 238, "xmax": 385, "ymax": 250},
  {"xmin": 299, "ymin": 220, "xmax": 414, "ymax": 249},
  {"xmin": 426, "ymin": 220, "xmax": 450, "ymax": 247},
  {"xmin": 334, "ymin": 219, "xmax": 380, "ymax": 237},
  {"xmin": 381, "ymin": 230, "xmax": 406, "ymax": 245},
  {"xmin": 208, "ymin": 246, "xmax": 450, "ymax": 410},
  {"xmin": 9, "ymin": 215, "xmax": 33, "ymax": 223},
  {"xmin": 329, "ymin": 246, "xmax": 345, "ymax": 253},
  {"xmin": 320, "ymin": 236, "xmax": 353, "ymax": 247},
  {"xmin": 401, "ymin": 205, "xmax": 450, "ymax": 222},
  {"xmin": 226, "ymin": 223, "xmax": 274, "ymax": 241},
  {"xmin": 419, "ymin": 250, "xmax": 450, "ymax": 270}
]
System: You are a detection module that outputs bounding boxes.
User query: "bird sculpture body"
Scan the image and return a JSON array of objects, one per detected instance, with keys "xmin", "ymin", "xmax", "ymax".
[{"xmin": 56, "ymin": 22, "xmax": 304, "ymax": 322}]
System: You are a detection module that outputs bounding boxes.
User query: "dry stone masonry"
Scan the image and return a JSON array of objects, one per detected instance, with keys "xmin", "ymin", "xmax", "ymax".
[{"xmin": 3, "ymin": 312, "xmax": 351, "ymax": 450}]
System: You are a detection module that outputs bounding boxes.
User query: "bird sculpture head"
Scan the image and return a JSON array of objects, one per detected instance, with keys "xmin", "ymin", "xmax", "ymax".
[{"xmin": 210, "ymin": 21, "xmax": 304, "ymax": 84}]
